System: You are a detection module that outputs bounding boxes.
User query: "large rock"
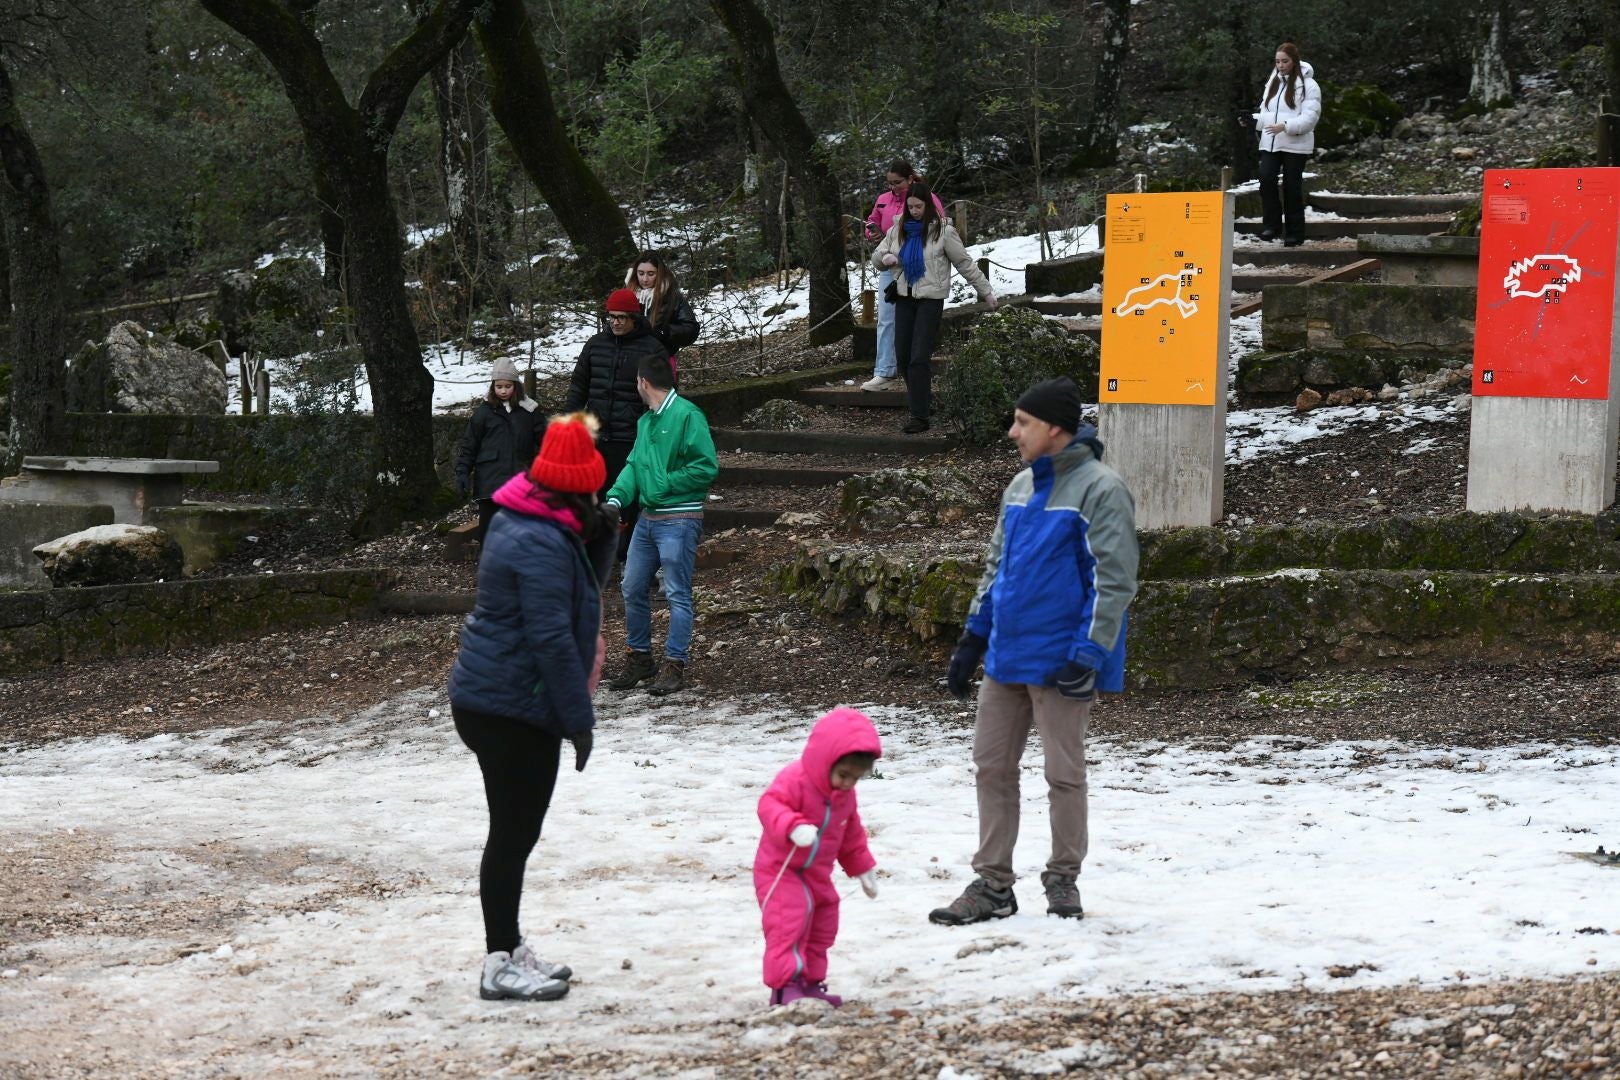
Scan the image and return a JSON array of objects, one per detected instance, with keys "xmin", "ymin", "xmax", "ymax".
[
  {"xmin": 66, "ymin": 321, "xmax": 227, "ymax": 415},
  {"xmin": 34, "ymin": 524, "xmax": 185, "ymax": 588}
]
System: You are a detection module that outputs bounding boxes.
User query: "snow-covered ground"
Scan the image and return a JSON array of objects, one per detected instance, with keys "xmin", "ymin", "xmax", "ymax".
[{"xmin": 3, "ymin": 691, "xmax": 1617, "ymax": 1067}]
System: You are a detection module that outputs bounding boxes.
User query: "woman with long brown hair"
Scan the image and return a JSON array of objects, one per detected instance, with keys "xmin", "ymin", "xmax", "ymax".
[
  {"xmin": 1255, "ymin": 42, "xmax": 1322, "ymax": 247},
  {"xmin": 872, "ymin": 182, "xmax": 997, "ymax": 433}
]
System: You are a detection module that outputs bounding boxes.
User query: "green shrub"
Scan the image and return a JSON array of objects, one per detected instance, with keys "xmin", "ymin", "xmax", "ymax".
[
  {"xmin": 1315, "ymin": 83, "xmax": 1403, "ymax": 150},
  {"xmin": 1447, "ymin": 197, "xmax": 1482, "ymax": 237},
  {"xmin": 248, "ymin": 337, "xmax": 370, "ymax": 519},
  {"xmin": 937, "ymin": 307, "xmax": 1100, "ymax": 446}
]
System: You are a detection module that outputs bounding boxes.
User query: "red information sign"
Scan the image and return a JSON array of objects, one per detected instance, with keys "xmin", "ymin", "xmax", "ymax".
[{"xmin": 1474, "ymin": 168, "xmax": 1620, "ymax": 399}]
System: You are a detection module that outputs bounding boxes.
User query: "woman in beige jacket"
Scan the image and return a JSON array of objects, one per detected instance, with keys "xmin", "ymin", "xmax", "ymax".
[{"xmin": 873, "ymin": 183, "xmax": 998, "ymax": 433}]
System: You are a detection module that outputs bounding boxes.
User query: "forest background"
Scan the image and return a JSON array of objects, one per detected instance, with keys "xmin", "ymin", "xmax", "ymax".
[{"xmin": 0, "ymin": 0, "xmax": 1616, "ymax": 531}]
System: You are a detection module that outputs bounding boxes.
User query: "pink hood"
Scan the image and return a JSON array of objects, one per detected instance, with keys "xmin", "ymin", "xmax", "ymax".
[
  {"xmin": 798, "ymin": 708, "xmax": 883, "ymax": 797},
  {"xmin": 491, "ymin": 473, "xmax": 584, "ymax": 533}
]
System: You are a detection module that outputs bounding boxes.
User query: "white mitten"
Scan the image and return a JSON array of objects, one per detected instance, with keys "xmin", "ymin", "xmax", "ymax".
[
  {"xmin": 986, "ymin": 293, "xmax": 999, "ymax": 310},
  {"xmin": 789, "ymin": 824, "xmax": 818, "ymax": 847},
  {"xmin": 858, "ymin": 870, "xmax": 878, "ymax": 898}
]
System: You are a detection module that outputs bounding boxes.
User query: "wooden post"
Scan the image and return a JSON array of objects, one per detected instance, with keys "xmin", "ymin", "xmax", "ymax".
[
  {"xmin": 1133, "ymin": 173, "xmax": 1146, "ymax": 193},
  {"xmin": 953, "ymin": 200, "xmax": 970, "ymax": 245},
  {"xmin": 1598, "ymin": 99, "xmax": 1616, "ymax": 166},
  {"xmin": 240, "ymin": 354, "xmax": 254, "ymax": 415},
  {"xmin": 255, "ymin": 366, "xmax": 270, "ymax": 415},
  {"xmin": 523, "ymin": 367, "xmax": 537, "ymax": 399},
  {"xmin": 1219, "ymin": 165, "xmax": 1233, "ymax": 191},
  {"xmin": 859, "ymin": 288, "xmax": 875, "ymax": 325}
]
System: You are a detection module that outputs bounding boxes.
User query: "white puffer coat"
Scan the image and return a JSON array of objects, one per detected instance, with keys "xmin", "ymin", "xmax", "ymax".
[{"xmin": 1256, "ymin": 60, "xmax": 1322, "ymax": 155}]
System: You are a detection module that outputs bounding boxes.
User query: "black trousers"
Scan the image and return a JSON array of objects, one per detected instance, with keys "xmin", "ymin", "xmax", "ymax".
[
  {"xmin": 453, "ymin": 706, "xmax": 562, "ymax": 956},
  {"xmin": 598, "ymin": 439, "xmax": 639, "ymax": 562},
  {"xmin": 893, "ymin": 295, "xmax": 946, "ymax": 421},
  {"xmin": 1258, "ymin": 150, "xmax": 1309, "ymax": 241},
  {"xmin": 474, "ymin": 498, "xmax": 499, "ymax": 547}
]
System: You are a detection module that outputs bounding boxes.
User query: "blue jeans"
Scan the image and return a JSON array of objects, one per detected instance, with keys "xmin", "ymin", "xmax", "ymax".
[
  {"xmin": 622, "ymin": 516, "xmax": 702, "ymax": 663},
  {"xmin": 874, "ymin": 268, "xmax": 897, "ymax": 377}
]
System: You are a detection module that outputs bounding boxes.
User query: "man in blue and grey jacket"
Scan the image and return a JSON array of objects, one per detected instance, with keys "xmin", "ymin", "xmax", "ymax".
[{"xmin": 930, "ymin": 376, "xmax": 1139, "ymax": 926}]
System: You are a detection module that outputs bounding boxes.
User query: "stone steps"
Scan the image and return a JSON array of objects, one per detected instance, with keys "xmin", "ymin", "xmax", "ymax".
[
  {"xmin": 1234, "ymin": 216, "xmax": 1445, "ymax": 239},
  {"xmin": 795, "ymin": 387, "xmax": 908, "ymax": 409},
  {"xmin": 1307, "ymin": 192, "xmax": 1476, "ymax": 218},
  {"xmin": 718, "ymin": 464, "xmax": 862, "ymax": 487},
  {"xmin": 710, "ymin": 428, "xmax": 951, "ymax": 455}
]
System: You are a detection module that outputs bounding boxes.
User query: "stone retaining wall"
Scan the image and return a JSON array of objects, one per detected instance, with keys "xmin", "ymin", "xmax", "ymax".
[
  {"xmin": 775, "ymin": 513, "xmax": 1620, "ymax": 687},
  {"xmin": 0, "ymin": 568, "xmax": 393, "ymax": 676}
]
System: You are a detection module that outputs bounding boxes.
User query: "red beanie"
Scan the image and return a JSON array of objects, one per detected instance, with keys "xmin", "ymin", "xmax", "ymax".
[
  {"xmin": 606, "ymin": 288, "xmax": 641, "ymax": 314},
  {"xmin": 528, "ymin": 413, "xmax": 606, "ymax": 494}
]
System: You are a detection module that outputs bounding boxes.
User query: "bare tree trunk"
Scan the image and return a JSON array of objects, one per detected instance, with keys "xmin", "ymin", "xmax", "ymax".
[
  {"xmin": 1469, "ymin": 0, "xmax": 1514, "ymax": 108},
  {"xmin": 429, "ymin": 31, "xmax": 503, "ymax": 302},
  {"xmin": 1228, "ymin": 6, "xmax": 1257, "ymax": 185},
  {"xmin": 0, "ymin": 57, "xmax": 67, "ymax": 471},
  {"xmin": 710, "ymin": 0, "xmax": 852, "ymax": 345},
  {"xmin": 201, "ymin": 0, "xmax": 481, "ymax": 535},
  {"xmin": 474, "ymin": 0, "xmax": 634, "ymax": 300},
  {"xmin": 1072, "ymin": 0, "xmax": 1131, "ymax": 169}
]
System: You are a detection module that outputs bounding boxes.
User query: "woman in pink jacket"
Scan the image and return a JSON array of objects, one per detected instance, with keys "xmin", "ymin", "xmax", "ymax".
[{"xmin": 753, "ymin": 707, "xmax": 883, "ymax": 1007}]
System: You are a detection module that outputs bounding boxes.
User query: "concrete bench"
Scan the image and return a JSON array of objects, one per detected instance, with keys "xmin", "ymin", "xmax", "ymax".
[{"xmin": 0, "ymin": 457, "xmax": 219, "ymax": 525}]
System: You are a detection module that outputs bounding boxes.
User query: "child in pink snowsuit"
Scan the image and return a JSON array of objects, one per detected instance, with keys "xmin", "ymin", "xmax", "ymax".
[{"xmin": 753, "ymin": 707, "xmax": 883, "ymax": 1007}]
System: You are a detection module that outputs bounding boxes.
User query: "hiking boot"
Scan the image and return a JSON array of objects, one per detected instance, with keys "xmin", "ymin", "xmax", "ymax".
[
  {"xmin": 928, "ymin": 877, "xmax": 1017, "ymax": 925},
  {"xmin": 646, "ymin": 659, "xmax": 686, "ymax": 696},
  {"xmin": 1042, "ymin": 871, "xmax": 1084, "ymax": 919},
  {"xmin": 480, "ymin": 951, "xmax": 569, "ymax": 1001},
  {"xmin": 608, "ymin": 650, "xmax": 657, "ymax": 691},
  {"xmin": 513, "ymin": 938, "xmax": 572, "ymax": 983},
  {"xmin": 902, "ymin": 416, "xmax": 930, "ymax": 434}
]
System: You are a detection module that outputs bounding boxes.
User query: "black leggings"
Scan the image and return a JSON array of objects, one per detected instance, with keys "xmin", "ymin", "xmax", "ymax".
[
  {"xmin": 894, "ymin": 296, "xmax": 946, "ymax": 421},
  {"xmin": 453, "ymin": 706, "xmax": 562, "ymax": 955}
]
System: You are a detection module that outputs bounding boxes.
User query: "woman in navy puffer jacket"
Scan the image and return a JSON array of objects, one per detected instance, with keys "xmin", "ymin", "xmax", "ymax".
[{"xmin": 448, "ymin": 411, "xmax": 619, "ymax": 1004}]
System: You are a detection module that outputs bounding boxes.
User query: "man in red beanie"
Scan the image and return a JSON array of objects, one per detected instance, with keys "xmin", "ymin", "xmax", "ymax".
[{"xmin": 566, "ymin": 289, "xmax": 671, "ymax": 559}]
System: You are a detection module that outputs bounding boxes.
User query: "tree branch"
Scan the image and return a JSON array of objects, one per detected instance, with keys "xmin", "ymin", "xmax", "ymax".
[{"xmin": 358, "ymin": 0, "xmax": 480, "ymax": 144}]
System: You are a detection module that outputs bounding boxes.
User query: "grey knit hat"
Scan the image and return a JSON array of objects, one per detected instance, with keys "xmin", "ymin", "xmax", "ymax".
[{"xmin": 490, "ymin": 357, "xmax": 522, "ymax": 384}]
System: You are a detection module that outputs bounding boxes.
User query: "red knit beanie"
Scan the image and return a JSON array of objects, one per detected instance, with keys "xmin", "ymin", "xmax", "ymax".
[
  {"xmin": 528, "ymin": 413, "xmax": 605, "ymax": 494},
  {"xmin": 605, "ymin": 287, "xmax": 641, "ymax": 314}
]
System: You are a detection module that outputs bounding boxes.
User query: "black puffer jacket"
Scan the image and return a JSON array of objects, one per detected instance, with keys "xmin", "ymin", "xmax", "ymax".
[
  {"xmin": 455, "ymin": 399, "xmax": 542, "ymax": 499},
  {"xmin": 647, "ymin": 289, "xmax": 700, "ymax": 353},
  {"xmin": 564, "ymin": 318, "xmax": 668, "ymax": 445}
]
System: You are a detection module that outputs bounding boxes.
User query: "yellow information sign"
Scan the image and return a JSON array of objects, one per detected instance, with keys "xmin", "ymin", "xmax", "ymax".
[{"xmin": 1099, "ymin": 191, "xmax": 1226, "ymax": 406}]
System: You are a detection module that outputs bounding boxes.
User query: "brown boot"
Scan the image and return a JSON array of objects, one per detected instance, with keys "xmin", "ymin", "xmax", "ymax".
[
  {"xmin": 646, "ymin": 659, "xmax": 686, "ymax": 696},
  {"xmin": 608, "ymin": 650, "xmax": 657, "ymax": 691}
]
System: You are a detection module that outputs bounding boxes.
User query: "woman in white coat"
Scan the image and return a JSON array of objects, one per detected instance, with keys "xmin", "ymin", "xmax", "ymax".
[
  {"xmin": 873, "ymin": 182, "xmax": 997, "ymax": 433},
  {"xmin": 1256, "ymin": 42, "xmax": 1321, "ymax": 247}
]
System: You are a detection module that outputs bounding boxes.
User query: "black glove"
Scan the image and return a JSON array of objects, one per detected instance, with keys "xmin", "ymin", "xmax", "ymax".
[
  {"xmin": 946, "ymin": 631, "xmax": 989, "ymax": 701},
  {"xmin": 455, "ymin": 478, "xmax": 469, "ymax": 500},
  {"xmin": 600, "ymin": 502, "xmax": 621, "ymax": 533},
  {"xmin": 568, "ymin": 729, "xmax": 593, "ymax": 772},
  {"xmin": 1054, "ymin": 661, "xmax": 1097, "ymax": 702}
]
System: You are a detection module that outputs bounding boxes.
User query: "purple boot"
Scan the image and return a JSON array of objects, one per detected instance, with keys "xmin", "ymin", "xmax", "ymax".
[{"xmin": 770, "ymin": 975, "xmax": 843, "ymax": 1008}]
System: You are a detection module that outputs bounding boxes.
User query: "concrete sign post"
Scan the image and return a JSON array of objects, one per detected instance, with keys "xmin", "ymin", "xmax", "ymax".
[
  {"xmin": 1098, "ymin": 190, "xmax": 1234, "ymax": 530},
  {"xmin": 1468, "ymin": 168, "xmax": 1620, "ymax": 515}
]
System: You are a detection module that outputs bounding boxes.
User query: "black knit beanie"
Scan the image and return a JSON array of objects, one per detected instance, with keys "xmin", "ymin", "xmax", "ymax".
[{"xmin": 1015, "ymin": 376, "xmax": 1082, "ymax": 434}]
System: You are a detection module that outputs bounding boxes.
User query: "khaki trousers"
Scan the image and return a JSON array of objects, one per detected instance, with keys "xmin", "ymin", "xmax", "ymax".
[{"xmin": 971, "ymin": 675, "xmax": 1091, "ymax": 889}]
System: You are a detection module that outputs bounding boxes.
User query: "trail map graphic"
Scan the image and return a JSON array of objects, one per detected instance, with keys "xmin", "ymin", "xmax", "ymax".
[
  {"xmin": 1474, "ymin": 168, "xmax": 1619, "ymax": 401},
  {"xmin": 1113, "ymin": 266, "xmax": 1205, "ymax": 319},
  {"xmin": 1501, "ymin": 253, "xmax": 1582, "ymax": 301}
]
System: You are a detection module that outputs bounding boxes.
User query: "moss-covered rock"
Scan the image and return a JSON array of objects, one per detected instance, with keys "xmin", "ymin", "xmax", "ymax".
[
  {"xmin": 740, "ymin": 399, "xmax": 811, "ymax": 431},
  {"xmin": 836, "ymin": 468, "xmax": 974, "ymax": 533},
  {"xmin": 1236, "ymin": 348, "xmax": 1463, "ymax": 396},
  {"xmin": 1315, "ymin": 83, "xmax": 1404, "ymax": 150}
]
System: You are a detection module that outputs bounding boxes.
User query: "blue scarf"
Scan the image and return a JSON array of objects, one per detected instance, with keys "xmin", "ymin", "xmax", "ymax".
[{"xmin": 899, "ymin": 220, "xmax": 928, "ymax": 286}]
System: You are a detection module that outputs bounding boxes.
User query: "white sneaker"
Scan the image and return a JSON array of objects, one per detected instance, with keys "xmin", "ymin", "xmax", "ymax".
[
  {"xmin": 480, "ymin": 951, "xmax": 570, "ymax": 1001},
  {"xmin": 513, "ymin": 939, "xmax": 572, "ymax": 983},
  {"xmin": 862, "ymin": 375, "xmax": 902, "ymax": 391}
]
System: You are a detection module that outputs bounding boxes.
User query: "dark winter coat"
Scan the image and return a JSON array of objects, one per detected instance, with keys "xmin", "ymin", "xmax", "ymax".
[
  {"xmin": 448, "ymin": 477, "xmax": 610, "ymax": 736},
  {"xmin": 647, "ymin": 289, "xmax": 700, "ymax": 353},
  {"xmin": 455, "ymin": 398, "xmax": 542, "ymax": 500},
  {"xmin": 564, "ymin": 317, "xmax": 669, "ymax": 446}
]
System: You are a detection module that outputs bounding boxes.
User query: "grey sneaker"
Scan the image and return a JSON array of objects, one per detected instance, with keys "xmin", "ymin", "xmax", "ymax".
[
  {"xmin": 513, "ymin": 939, "xmax": 572, "ymax": 983},
  {"xmin": 608, "ymin": 650, "xmax": 657, "ymax": 691},
  {"xmin": 480, "ymin": 951, "xmax": 569, "ymax": 1001},
  {"xmin": 1042, "ymin": 872, "xmax": 1084, "ymax": 919},
  {"xmin": 928, "ymin": 877, "xmax": 1017, "ymax": 925}
]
